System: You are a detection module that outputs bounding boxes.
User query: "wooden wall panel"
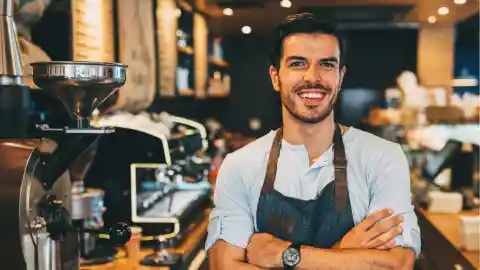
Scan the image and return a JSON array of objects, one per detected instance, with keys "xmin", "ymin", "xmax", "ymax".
[
  {"xmin": 417, "ymin": 25, "xmax": 454, "ymax": 98},
  {"xmin": 71, "ymin": 0, "xmax": 114, "ymax": 62},
  {"xmin": 110, "ymin": 0, "xmax": 157, "ymax": 112},
  {"xmin": 157, "ymin": 0, "xmax": 178, "ymax": 97},
  {"xmin": 194, "ymin": 13, "xmax": 208, "ymax": 99}
]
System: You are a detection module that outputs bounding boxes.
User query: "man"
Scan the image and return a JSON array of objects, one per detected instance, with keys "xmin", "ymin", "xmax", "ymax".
[{"xmin": 206, "ymin": 13, "xmax": 421, "ymax": 270}]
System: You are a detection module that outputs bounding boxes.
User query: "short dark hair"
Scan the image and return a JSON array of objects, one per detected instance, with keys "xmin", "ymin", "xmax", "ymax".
[{"xmin": 270, "ymin": 13, "xmax": 346, "ymax": 69}]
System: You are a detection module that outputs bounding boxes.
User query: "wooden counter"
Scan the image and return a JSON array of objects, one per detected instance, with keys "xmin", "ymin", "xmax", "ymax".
[
  {"xmin": 81, "ymin": 210, "xmax": 211, "ymax": 270},
  {"xmin": 416, "ymin": 206, "xmax": 479, "ymax": 270}
]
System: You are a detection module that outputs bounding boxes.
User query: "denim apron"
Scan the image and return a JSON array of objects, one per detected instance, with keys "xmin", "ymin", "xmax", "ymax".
[{"xmin": 256, "ymin": 124, "xmax": 355, "ymax": 248}]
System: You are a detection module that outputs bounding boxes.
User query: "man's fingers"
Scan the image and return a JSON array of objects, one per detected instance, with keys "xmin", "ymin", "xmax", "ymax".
[
  {"xmin": 375, "ymin": 239, "xmax": 397, "ymax": 250},
  {"xmin": 356, "ymin": 208, "xmax": 393, "ymax": 231},
  {"xmin": 367, "ymin": 215, "xmax": 404, "ymax": 239},
  {"xmin": 366, "ymin": 224, "xmax": 403, "ymax": 248}
]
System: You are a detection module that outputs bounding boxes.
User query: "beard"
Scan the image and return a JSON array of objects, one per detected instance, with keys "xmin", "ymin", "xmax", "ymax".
[{"xmin": 279, "ymin": 80, "xmax": 339, "ymax": 124}]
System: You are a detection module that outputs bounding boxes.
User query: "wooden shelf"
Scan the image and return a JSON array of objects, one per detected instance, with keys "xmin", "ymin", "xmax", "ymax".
[
  {"xmin": 176, "ymin": 0, "xmax": 193, "ymax": 13},
  {"xmin": 208, "ymin": 57, "xmax": 228, "ymax": 68},
  {"xmin": 177, "ymin": 44, "xmax": 194, "ymax": 55},
  {"xmin": 208, "ymin": 91, "xmax": 229, "ymax": 98},
  {"xmin": 178, "ymin": 88, "xmax": 195, "ymax": 96}
]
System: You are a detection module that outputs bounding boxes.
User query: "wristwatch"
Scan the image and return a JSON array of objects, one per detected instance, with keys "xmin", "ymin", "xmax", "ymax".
[{"xmin": 282, "ymin": 243, "xmax": 301, "ymax": 269}]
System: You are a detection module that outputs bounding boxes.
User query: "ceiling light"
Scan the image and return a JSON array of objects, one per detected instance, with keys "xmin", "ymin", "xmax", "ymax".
[
  {"xmin": 223, "ymin": 8, "xmax": 233, "ymax": 16},
  {"xmin": 428, "ymin": 16, "xmax": 437, "ymax": 23},
  {"xmin": 438, "ymin": 7, "xmax": 449, "ymax": 15},
  {"xmin": 280, "ymin": 0, "xmax": 292, "ymax": 8},
  {"xmin": 241, "ymin": 26, "xmax": 252, "ymax": 34},
  {"xmin": 454, "ymin": 0, "xmax": 467, "ymax": 4},
  {"xmin": 175, "ymin": 8, "xmax": 182, "ymax": 18}
]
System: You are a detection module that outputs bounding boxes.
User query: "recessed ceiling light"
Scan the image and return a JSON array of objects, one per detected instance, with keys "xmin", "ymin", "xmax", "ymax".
[
  {"xmin": 428, "ymin": 16, "xmax": 437, "ymax": 23},
  {"xmin": 454, "ymin": 0, "xmax": 467, "ymax": 4},
  {"xmin": 242, "ymin": 26, "xmax": 252, "ymax": 34},
  {"xmin": 280, "ymin": 0, "xmax": 292, "ymax": 8},
  {"xmin": 438, "ymin": 7, "xmax": 449, "ymax": 15},
  {"xmin": 223, "ymin": 8, "xmax": 233, "ymax": 16}
]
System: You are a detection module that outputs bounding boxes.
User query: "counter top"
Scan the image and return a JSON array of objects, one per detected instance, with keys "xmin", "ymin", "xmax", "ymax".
[
  {"xmin": 416, "ymin": 206, "xmax": 479, "ymax": 269},
  {"xmin": 81, "ymin": 210, "xmax": 211, "ymax": 270}
]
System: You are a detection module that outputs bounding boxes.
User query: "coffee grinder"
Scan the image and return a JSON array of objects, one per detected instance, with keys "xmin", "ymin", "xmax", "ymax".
[
  {"xmin": 0, "ymin": 62, "xmax": 133, "ymax": 270},
  {"xmin": 0, "ymin": 0, "xmax": 132, "ymax": 268}
]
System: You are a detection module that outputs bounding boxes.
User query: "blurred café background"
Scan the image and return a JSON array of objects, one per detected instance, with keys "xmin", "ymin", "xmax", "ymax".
[{"xmin": 1, "ymin": 0, "xmax": 478, "ymax": 269}]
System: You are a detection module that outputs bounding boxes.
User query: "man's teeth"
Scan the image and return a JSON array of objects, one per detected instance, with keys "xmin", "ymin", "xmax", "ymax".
[{"xmin": 299, "ymin": 92, "xmax": 325, "ymax": 99}]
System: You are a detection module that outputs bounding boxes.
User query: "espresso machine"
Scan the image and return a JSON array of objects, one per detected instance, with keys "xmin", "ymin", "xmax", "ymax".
[{"xmin": 0, "ymin": 0, "xmax": 131, "ymax": 269}]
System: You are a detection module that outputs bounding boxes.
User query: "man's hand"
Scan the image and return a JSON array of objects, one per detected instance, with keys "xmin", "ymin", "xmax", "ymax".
[
  {"xmin": 333, "ymin": 208, "xmax": 404, "ymax": 250},
  {"xmin": 246, "ymin": 233, "xmax": 290, "ymax": 269}
]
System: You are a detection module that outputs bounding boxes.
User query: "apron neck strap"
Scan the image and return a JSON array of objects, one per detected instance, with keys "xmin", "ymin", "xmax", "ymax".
[{"xmin": 261, "ymin": 124, "xmax": 349, "ymax": 212}]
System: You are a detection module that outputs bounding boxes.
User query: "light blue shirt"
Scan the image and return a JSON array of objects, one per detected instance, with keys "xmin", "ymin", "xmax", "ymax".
[{"xmin": 205, "ymin": 127, "xmax": 421, "ymax": 256}]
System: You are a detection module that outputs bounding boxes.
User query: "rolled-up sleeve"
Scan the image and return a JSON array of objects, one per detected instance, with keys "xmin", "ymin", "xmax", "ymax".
[
  {"xmin": 205, "ymin": 154, "xmax": 254, "ymax": 252},
  {"xmin": 368, "ymin": 144, "xmax": 422, "ymax": 257}
]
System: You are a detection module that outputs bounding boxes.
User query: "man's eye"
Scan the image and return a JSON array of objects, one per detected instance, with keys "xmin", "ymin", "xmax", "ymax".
[
  {"xmin": 289, "ymin": 62, "xmax": 306, "ymax": 68},
  {"xmin": 320, "ymin": 62, "xmax": 336, "ymax": 69}
]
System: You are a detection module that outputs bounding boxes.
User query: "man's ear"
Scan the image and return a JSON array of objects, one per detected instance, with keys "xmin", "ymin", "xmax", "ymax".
[
  {"xmin": 269, "ymin": 65, "xmax": 280, "ymax": 92},
  {"xmin": 338, "ymin": 66, "xmax": 346, "ymax": 89}
]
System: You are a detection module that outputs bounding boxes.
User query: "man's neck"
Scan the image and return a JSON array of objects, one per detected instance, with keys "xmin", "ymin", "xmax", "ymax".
[{"xmin": 282, "ymin": 108, "xmax": 335, "ymax": 162}]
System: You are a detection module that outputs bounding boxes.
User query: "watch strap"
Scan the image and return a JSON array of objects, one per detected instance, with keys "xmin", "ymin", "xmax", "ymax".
[{"xmin": 289, "ymin": 243, "xmax": 301, "ymax": 253}]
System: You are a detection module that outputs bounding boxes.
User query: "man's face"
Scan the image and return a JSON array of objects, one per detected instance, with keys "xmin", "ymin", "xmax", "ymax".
[{"xmin": 269, "ymin": 33, "xmax": 345, "ymax": 124}]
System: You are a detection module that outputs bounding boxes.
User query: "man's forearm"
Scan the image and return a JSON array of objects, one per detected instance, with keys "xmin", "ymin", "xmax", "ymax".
[
  {"xmin": 210, "ymin": 259, "xmax": 266, "ymax": 270},
  {"xmin": 298, "ymin": 246, "xmax": 410, "ymax": 270},
  {"xmin": 228, "ymin": 262, "xmax": 266, "ymax": 270},
  {"xmin": 208, "ymin": 241, "xmax": 267, "ymax": 270}
]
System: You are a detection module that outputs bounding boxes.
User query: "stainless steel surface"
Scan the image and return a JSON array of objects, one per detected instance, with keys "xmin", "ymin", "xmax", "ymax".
[
  {"xmin": 30, "ymin": 61, "xmax": 127, "ymax": 123},
  {"xmin": 72, "ymin": 185, "xmax": 106, "ymax": 257},
  {"xmin": 72, "ymin": 181, "xmax": 86, "ymax": 193},
  {"xmin": 0, "ymin": 75, "xmax": 22, "ymax": 84},
  {"xmin": 0, "ymin": 0, "xmax": 24, "ymax": 81},
  {"xmin": 0, "ymin": 140, "xmax": 74, "ymax": 270},
  {"xmin": 0, "ymin": 0, "xmax": 14, "ymax": 16},
  {"xmin": 65, "ymin": 127, "xmax": 115, "ymax": 134},
  {"xmin": 140, "ymin": 189, "xmax": 207, "ymax": 218},
  {"xmin": 22, "ymin": 233, "xmax": 57, "ymax": 270},
  {"xmin": 72, "ymin": 188, "xmax": 105, "ymax": 221},
  {"xmin": 35, "ymin": 124, "xmax": 116, "ymax": 134}
]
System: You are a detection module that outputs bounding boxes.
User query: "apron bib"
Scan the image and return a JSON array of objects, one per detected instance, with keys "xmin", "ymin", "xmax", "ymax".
[{"xmin": 256, "ymin": 124, "xmax": 355, "ymax": 248}]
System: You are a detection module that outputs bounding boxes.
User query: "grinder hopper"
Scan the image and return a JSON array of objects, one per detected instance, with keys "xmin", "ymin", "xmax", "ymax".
[{"xmin": 30, "ymin": 61, "xmax": 127, "ymax": 131}]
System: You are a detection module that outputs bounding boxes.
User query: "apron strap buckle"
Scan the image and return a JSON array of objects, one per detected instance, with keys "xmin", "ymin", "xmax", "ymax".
[{"xmin": 333, "ymin": 159, "xmax": 348, "ymax": 169}]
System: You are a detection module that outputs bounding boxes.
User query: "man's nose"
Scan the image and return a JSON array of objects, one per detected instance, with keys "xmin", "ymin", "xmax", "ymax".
[{"xmin": 303, "ymin": 65, "xmax": 320, "ymax": 83}]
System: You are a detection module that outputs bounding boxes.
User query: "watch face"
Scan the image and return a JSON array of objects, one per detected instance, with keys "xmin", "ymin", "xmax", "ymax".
[{"xmin": 283, "ymin": 247, "xmax": 300, "ymax": 266}]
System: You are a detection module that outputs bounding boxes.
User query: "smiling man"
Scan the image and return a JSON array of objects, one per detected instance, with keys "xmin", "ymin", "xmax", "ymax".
[{"xmin": 206, "ymin": 13, "xmax": 421, "ymax": 270}]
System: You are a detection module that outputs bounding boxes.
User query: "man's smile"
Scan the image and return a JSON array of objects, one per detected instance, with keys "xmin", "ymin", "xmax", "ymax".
[{"xmin": 296, "ymin": 89, "xmax": 329, "ymax": 106}]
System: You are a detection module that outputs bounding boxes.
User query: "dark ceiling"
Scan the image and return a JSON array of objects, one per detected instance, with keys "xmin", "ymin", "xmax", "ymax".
[
  {"xmin": 456, "ymin": 13, "xmax": 479, "ymax": 46},
  {"xmin": 206, "ymin": 0, "xmax": 479, "ymax": 36}
]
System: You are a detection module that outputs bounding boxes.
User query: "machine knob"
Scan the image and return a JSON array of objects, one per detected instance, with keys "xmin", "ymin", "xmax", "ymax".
[
  {"xmin": 47, "ymin": 207, "xmax": 74, "ymax": 241},
  {"xmin": 108, "ymin": 222, "xmax": 131, "ymax": 247},
  {"xmin": 38, "ymin": 194, "xmax": 74, "ymax": 242}
]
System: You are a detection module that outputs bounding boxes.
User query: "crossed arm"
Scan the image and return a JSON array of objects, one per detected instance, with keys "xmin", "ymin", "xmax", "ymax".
[
  {"xmin": 209, "ymin": 242, "xmax": 414, "ymax": 270},
  {"xmin": 296, "ymin": 245, "xmax": 415, "ymax": 270},
  {"xmin": 209, "ymin": 215, "xmax": 416, "ymax": 270}
]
